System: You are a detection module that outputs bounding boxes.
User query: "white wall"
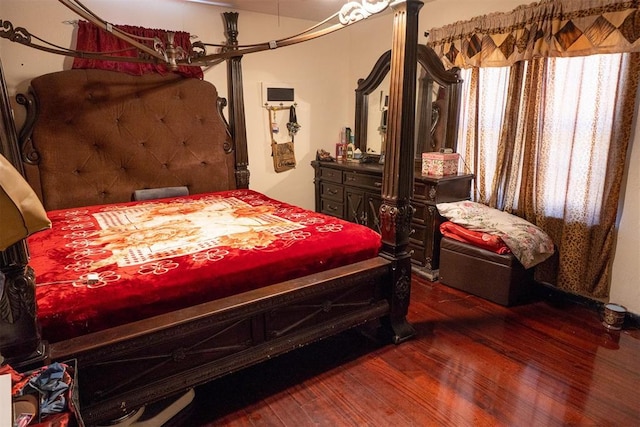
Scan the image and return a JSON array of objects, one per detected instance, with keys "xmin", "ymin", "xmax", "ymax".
[
  {"xmin": 611, "ymin": 91, "xmax": 640, "ymax": 314},
  {"xmin": 1, "ymin": 0, "xmax": 638, "ymax": 314}
]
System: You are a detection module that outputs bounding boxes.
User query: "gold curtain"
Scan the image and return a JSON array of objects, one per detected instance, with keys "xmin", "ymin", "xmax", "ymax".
[
  {"xmin": 429, "ymin": 0, "xmax": 640, "ymax": 298},
  {"xmin": 427, "ymin": 0, "xmax": 640, "ymax": 68}
]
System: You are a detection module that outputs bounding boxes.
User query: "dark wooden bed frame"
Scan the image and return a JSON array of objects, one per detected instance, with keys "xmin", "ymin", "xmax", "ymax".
[{"xmin": 0, "ymin": 1, "xmax": 424, "ymax": 424}]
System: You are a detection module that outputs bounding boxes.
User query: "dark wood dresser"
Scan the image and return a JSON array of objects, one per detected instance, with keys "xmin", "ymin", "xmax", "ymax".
[{"xmin": 312, "ymin": 160, "xmax": 473, "ymax": 280}]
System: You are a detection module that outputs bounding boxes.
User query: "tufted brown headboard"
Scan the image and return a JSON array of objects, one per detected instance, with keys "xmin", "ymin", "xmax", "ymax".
[{"xmin": 18, "ymin": 69, "xmax": 238, "ymax": 211}]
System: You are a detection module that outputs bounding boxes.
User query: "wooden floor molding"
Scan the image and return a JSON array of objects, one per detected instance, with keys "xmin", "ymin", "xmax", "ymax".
[{"xmin": 151, "ymin": 275, "xmax": 639, "ymax": 426}]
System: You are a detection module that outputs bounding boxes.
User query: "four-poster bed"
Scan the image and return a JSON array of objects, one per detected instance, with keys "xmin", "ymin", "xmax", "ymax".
[{"xmin": 0, "ymin": 1, "xmax": 424, "ymax": 424}]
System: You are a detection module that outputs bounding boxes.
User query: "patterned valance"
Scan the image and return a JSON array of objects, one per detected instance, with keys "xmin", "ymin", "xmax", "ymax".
[{"xmin": 426, "ymin": 0, "xmax": 640, "ymax": 68}]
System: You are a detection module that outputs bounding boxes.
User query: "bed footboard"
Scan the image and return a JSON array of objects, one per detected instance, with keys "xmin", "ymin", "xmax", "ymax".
[{"xmin": 48, "ymin": 258, "xmax": 391, "ymax": 424}]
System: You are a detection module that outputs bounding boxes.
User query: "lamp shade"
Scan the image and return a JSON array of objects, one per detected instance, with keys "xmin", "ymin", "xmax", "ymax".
[{"xmin": 0, "ymin": 153, "xmax": 51, "ymax": 251}]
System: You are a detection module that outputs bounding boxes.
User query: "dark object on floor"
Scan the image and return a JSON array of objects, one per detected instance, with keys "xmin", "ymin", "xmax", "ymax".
[{"xmin": 439, "ymin": 236, "xmax": 533, "ymax": 306}]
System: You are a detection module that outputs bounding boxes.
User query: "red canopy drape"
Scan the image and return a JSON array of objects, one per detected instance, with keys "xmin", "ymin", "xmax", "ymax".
[{"xmin": 72, "ymin": 21, "xmax": 203, "ymax": 79}]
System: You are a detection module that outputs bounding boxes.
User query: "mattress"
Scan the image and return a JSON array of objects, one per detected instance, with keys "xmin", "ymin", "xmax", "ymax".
[{"xmin": 28, "ymin": 189, "xmax": 382, "ymax": 342}]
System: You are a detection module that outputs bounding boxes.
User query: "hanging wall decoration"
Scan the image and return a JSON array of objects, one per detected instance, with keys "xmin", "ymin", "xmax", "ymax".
[{"xmin": 268, "ymin": 105, "xmax": 299, "ymax": 173}]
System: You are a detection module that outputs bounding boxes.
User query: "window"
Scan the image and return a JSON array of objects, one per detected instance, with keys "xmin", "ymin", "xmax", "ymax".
[{"xmin": 456, "ymin": 53, "xmax": 625, "ymax": 226}]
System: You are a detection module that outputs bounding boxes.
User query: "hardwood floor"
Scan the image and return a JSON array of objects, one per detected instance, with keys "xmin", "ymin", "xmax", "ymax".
[{"xmin": 159, "ymin": 275, "xmax": 640, "ymax": 426}]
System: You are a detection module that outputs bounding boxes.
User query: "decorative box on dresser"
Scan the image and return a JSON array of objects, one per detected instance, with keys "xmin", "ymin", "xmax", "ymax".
[{"xmin": 312, "ymin": 160, "xmax": 473, "ymax": 280}]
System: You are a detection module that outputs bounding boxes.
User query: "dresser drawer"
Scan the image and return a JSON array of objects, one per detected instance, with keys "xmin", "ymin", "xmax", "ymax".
[
  {"xmin": 319, "ymin": 167, "xmax": 343, "ymax": 183},
  {"xmin": 411, "ymin": 202, "xmax": 440, "ymax": 225},
  {"xmin": 409, "ymin": 242, "xmax": 426, "ymax": 265},
  {"xmin": 414, "ymin": 176, "xmax": 472, "ymax": 203},
  {"xmin": 412, "ymin": 202, "xmax": 427, "ymax": 224},
  {"xmin": 320, "ymin": 199, "xmax": 344, "ymax": 218},
  {"xmin": 413, "ymin": 181, "xmax": 437, "ymax": 202},
  {"xmin": 320, "ymin": 182, "xmax": 343, "ymax": 202},
  {"xmin": 410, "ymin": 222, "xmax": 426, "ymax": 244},
  {"xmin": 343, "ymin": 171, "xmax": 383, "ymax": 190}
]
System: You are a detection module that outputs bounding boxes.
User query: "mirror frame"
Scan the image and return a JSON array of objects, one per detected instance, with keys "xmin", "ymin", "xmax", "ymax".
[
  {"xmin": 354, "ymin": 50, "xmax": 391, "ymax": 155},
  {"xmin": 355, "ymin": 45, "xmax": 462, "ymax": 158}
]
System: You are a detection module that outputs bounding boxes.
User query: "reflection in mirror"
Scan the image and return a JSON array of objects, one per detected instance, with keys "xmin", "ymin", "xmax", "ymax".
[
  {"xmin": 366, "ymin": 75, "xmax": 390, "ymax": 155},
  {"xmin": 354, "ymin": 50, "xmax": 391, "ymax": 159},
  {"xmin": 416, "ymin": 71, "xmax": 447, "ymax": 155},
  {"xmin": 355, "ymin": 45, "xmax": 462, "ymax": 162}
]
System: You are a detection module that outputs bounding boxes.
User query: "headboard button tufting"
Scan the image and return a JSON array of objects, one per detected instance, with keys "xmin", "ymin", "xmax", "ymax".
[{"xmin": 25, "ymin": 69, "xmax": 236, "ymax": 210}]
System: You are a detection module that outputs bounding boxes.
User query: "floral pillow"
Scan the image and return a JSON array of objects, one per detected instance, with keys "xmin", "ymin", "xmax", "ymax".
[{"xmin": 436, "ymin": 201, "xmax": 555, "ymax": 269}]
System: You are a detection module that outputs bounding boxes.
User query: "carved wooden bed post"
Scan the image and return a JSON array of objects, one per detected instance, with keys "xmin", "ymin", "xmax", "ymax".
[
  {"xmin": 223, "ymin": 12, "xmax": 250, "ymax": 189},
  {"xmin": 0, "ymin": 58, "xmax": 45, "ymax": 364},
  {"xmin": 380, "ymin": 0, "xmax": 423, "ymax": 343}
]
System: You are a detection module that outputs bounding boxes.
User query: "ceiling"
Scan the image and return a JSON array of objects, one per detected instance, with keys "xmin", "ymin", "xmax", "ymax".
[{"xmin": 185, "ymin": 0, "xmax": 394, "ymax": 22}]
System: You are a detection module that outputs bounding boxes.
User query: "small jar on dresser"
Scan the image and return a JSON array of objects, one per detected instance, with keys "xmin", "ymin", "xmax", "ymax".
[{"xmin": 312, "ymin": 160, "xmax": 473, "ymax": 281}]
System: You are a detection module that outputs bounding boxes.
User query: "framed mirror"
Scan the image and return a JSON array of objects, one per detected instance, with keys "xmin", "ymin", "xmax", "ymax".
[
  {"xmin": 354, "ymin": 45, "xmax": 462, "ymax": 160},
  {"xmin": 354, "ymin": 50, "xmax": 391, "ymax": 158}
]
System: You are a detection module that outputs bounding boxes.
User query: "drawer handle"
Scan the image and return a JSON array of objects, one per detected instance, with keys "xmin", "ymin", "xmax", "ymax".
[
  {"xmin": 327, "ymin": 189, "xmax": 338, "ymax": 195},
  {"xmin": 374, "ymin": 182, "xmax": 382, "ymax": 187},
  {"xmin": 346, "ymin": 176, "xmax": 356, "ymax": 181},
  {"xmin": 328, "ymin": 205, "xmax": 337, "ymax": 211}
]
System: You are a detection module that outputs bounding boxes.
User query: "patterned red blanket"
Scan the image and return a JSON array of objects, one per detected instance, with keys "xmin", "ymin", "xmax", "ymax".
[{"xmin": 28, "ymin": 190, "xmax": 381, "ymax": 342}]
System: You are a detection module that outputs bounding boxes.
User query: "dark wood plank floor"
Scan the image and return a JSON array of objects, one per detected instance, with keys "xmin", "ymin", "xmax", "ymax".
[{"xmin": 159, "ymin": 275, "xmax": 640, "ymax": 426}]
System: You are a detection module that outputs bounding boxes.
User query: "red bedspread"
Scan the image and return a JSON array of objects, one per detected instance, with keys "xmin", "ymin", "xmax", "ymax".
[
  {"xmin": 28, "ymin": 190, "xmax": 381, "ymax": 343},
  {"xmin": 439, "ymin": 221, "xmax": 511, "ymax": 255}
]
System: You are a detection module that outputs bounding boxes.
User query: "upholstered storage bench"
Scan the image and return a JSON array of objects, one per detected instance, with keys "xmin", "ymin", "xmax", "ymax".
[{"xmin": 438, "ymin": 237, "xmax": 533, "ymax": 306}]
